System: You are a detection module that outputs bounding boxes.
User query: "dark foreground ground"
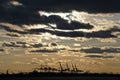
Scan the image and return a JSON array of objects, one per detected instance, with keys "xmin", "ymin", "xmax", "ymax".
[
  {"xmin": 0, "ymin": 77, "xmax": 120, "ymax": 80},
  {"xmin": 0, "ymin": 72, "xmax": 120, "ymax": 80}
]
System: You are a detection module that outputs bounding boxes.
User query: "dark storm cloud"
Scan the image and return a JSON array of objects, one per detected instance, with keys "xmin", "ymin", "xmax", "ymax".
[
  {"xmin": 46, "ymin": 15, "xmax": 94, "ymax": 30},
  {"xmin": 16, "ymin": 0, "xmax": 120, "ymax": 13},
  {"xmin": 0, "ymin": 0, "xmax": 41, "ymax": 25},
  {"xmin": 28, "ymin": 27, "xmax": 120, "ymax": 38},
  {"xmin": 85, "ymin": 55, "xmax": 114, "ymax": 58},
  {"xmin": 28, "ymin": 28, "xmax": 85, "ymax": 37},
  {"xmin": 1, "ymin": 23, "xmax": 119, "ymax": 38},
  {"xmin": 0, "ymin": 8, "xmax": 94, "ymax": 29},
  {"xmin": 81, "ymin": 47, "xmax": 120, "ymax": 53},
  {"xmin": 0, "ymin": 0, "xmax": 120, "ymax": 25},
  {"xmin": 28, "ymin": 28, "xmax": 54, "ymax": 34},
  {"xmin": 0, "ymin": 8, "xmax": 41, "ymax": 25},
  {"xmin": 0, "ymin": 0, "xmax": 120, "ymax": 38},
  {"xmin": 86, "ymin": 27, "xmax": 120, "ymax": 38}
]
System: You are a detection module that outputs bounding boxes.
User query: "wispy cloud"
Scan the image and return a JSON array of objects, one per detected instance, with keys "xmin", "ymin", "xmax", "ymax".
[
  {"xmin": 75, "ymin": 37, "xmax": 92, "ymax": 42},
  {"xmin": 30, "ymin": 48, "xmax": 58, "ymax": 53},
  {"xmin": 13, "ymin": 61, "xmax": 27, "ymax": 65},
  {"xmin": 2, "ymin": 41, "xmax": 44, "ymax": 48},
  {"xmin": 28, "ymin": 44, "xmax": 69, "ymax": 54},
  {"xmin": 81, "ymin": 47, "xmax": 120, "ymax": 53},
  {"xmin": 85, "ymin": 55, "xmax": 114, "ymax": 58},
  {"xmin": 97, "ymin": 38, "xmax": 117, "ymax": 43},
  {"xmin": 0, "ymin": 48, "xmax": 4, "ymax": 52},
  {"xmin": 0, "ymin": 24, "xmax": 27, "ymax": 34},
  {"xmin": 6, "ymin": 32, "xmax": 21, "ymax": 37}
]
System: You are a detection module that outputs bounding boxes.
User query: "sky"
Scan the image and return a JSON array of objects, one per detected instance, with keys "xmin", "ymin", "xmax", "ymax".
[{"xmin": 0, "ymin": 0, "xmax": 120, "ymax": 74}]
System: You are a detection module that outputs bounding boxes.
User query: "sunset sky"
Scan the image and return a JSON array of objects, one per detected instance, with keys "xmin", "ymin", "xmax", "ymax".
[{"xmin": 0, "ymin": 0, "xmax": 120, "ymax": 74}]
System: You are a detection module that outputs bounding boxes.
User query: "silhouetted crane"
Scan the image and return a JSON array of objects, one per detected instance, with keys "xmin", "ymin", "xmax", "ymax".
[
  {"xmin": 71, "ymin": 63, "xmax": 76, "ymax": 72},
  {"xmin": 74, "ymin": 64, "xmax": 78, "ymax": 72},
  {"xmin": 58, "ymin": 62, "xmax": 64, "ymax": 73},
  {"xmin": 65, "ymin": 63, "xmax": 70, "ymax": 72}
]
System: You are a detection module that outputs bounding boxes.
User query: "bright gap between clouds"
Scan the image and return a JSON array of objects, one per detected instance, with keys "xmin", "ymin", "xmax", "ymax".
[{"xmin": 39, "ymin": 10, "xmax": 87, "ymax": 23}]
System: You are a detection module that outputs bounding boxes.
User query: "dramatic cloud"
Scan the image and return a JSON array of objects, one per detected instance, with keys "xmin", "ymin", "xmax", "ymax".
[
  {"xmin": 0, "ymin": 1, "xmax": 120, "ymax": 39},
  {"xmin": 0, "ymin": 0, "xmax": 120, "ymax": 74},
  {"xmin": 46, "ymin": 15, "xmax": 94, "ymax": 30},
  {"xmin": 0, "ymin": 0, "xmax": 120, "ymax": 26},
  {"xmin": 3, "ymin": 14, "xmax": 93, "ymax": 30},
  {"xmin": 28, "ymin": 27, "xmax": 120, "ymax": 38},
  {"xmin": 1, "ymin": 20, "xmax": 120, "ymax": 39}
]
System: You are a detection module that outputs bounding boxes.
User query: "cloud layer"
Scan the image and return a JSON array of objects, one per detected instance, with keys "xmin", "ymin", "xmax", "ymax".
[
  {"xmin": 1, "ymin": 23, "xmax": 119, "ymax": 38},
  {"xmin": 0, "ymin": 0, "xmax": 120, "ymax": 39}
]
